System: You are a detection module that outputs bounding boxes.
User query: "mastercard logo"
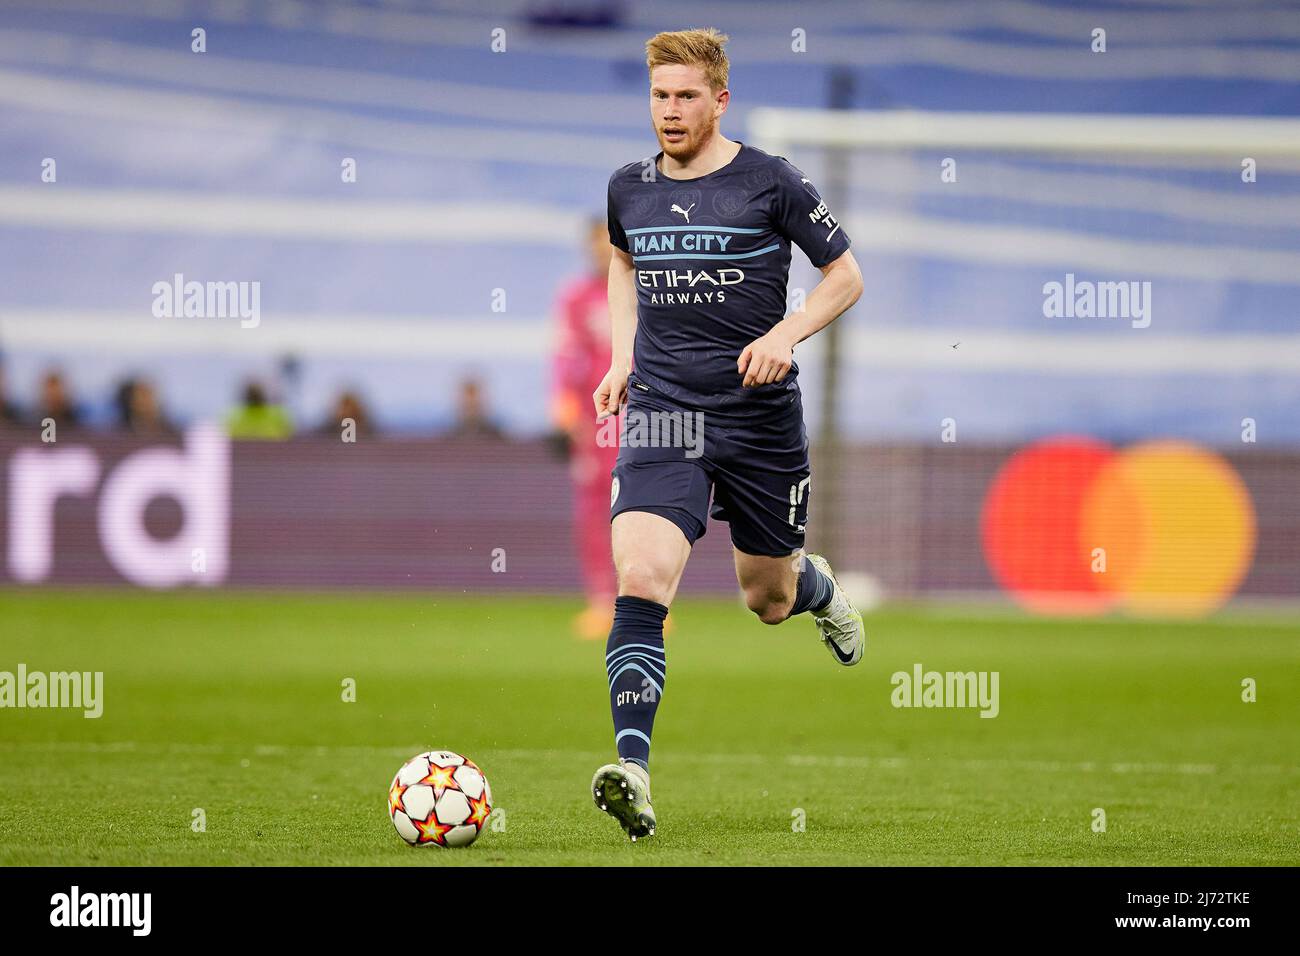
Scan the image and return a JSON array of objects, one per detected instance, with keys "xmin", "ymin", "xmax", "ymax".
[{"xmin": 980, "ymin": 437, "xmax": 1256, "ymax": 618}]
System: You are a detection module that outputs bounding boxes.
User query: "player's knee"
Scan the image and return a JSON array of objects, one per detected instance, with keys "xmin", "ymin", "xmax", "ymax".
[
  {"xmin": 617, "ymin": 562, "xmax": 673, "ymax": 607},
  {"xmin": 745, "ymin": 585, "xmax": 793, "ymax": 625}
]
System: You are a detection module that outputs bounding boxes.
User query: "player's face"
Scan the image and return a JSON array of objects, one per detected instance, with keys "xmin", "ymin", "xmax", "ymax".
[{"xmin": 649, "ymin": 64, "xmax": 726, "ymax": 161}]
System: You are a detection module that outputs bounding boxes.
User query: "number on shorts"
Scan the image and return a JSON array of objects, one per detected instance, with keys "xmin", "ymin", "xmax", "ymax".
[{"xmin": 788, "ymin": 476, "xmax": 810, "ymax": 526}]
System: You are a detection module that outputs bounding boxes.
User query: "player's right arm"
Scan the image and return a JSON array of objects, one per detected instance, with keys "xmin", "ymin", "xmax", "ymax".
[{"xmin": 594, "ymin": 245, "xmax": 636, "ymax": 420}]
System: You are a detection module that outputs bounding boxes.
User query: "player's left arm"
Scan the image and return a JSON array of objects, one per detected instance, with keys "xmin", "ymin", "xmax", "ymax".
[{"xmin": 738, "ymin": 248, "xmax": 863, "ymax": 388}]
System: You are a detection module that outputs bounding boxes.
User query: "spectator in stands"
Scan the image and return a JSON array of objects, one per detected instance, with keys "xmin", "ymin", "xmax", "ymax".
[
  {"xmin": 115, "ymin": 377, "xmax": 177, "ymax": 437},
  {"xmin": 0, "ymin": 358, "xmax": 23, "ymax": 428},
  {"xmin": 34, "ymin": 369, "xmax": 82, "ymax": 431},
  {"xmin": 225, "ymin": 379, "xmax": 293, "ymax": 440},
  {"xmin": 446, "ymin": 377, "xmax": 505, "ymax": 439},
  {"xmin": 319, "ymin": 389, "xmax": 375, "ymax": 438}
]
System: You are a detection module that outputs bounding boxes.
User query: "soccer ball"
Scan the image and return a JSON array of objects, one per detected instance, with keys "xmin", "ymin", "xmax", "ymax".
[{"xmin": 388, "ymin": 750, "xmax": 493, "ymax": 848}]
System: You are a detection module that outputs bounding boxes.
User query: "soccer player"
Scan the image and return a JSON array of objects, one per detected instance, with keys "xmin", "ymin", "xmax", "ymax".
[
  {"xmin": 550, "ymin": 218, "xmax": 623, "ymax": 639},
  {"xmin": 590, "ymin": 28, "xmax": 867, "ymax": 841}
]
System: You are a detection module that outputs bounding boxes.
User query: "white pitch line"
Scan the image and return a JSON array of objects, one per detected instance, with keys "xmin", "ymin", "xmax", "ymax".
[{"xmin": 1, "ymin": 742, "xmax": 1293, "ymax": 776}]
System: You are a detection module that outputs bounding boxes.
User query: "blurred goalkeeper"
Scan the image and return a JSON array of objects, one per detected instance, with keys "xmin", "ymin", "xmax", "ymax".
[{"xmin": 549, "ymin": 218, "xmax": 623, "ymax": 640}]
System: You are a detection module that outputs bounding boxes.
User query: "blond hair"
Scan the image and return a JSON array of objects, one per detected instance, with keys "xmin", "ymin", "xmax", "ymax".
[{"xmin": 645, "ymin": 27, "xmax": 729, "ymax": 93}]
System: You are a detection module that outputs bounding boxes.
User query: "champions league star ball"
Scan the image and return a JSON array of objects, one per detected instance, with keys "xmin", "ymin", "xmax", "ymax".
[{"xmin": 388, "ymin": 750, "xmax": 493, "ymax": 848}]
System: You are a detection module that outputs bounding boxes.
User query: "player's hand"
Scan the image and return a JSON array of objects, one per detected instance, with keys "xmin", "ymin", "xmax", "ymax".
[
  {"xmin": 737, "ymin": 330, "xmax": 796, "ymax": 388},
  {"xmin": 593, "ymin": 365, "xmax": 629, "ymax": 421}
]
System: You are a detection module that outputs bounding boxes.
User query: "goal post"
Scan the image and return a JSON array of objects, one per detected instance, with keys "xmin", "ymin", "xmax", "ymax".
[{"xmin": 747, "ymin": 107, "xmax": 1300, "ymax": 606}]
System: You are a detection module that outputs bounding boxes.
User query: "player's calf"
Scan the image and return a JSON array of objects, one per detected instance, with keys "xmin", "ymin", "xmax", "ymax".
[{"xmin": 742, "ymin": 584, "xmax": 795, "ymax": 625}]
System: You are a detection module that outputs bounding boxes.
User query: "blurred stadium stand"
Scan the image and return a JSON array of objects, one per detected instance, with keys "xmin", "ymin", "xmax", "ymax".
[{"xmin": 2, "ymin": 0, "xmax": 1298, "ymax": 442}]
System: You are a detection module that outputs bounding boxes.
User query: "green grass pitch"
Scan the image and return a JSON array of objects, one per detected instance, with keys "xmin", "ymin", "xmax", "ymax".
[{"xmin": 0, "ymin": 589, "xmax": 1295, "ymax": 866}]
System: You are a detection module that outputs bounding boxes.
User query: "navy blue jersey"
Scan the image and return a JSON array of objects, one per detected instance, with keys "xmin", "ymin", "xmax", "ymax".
[{"xmin": 607, "ymin": 141, "xmax": 851, "ymax": 420}]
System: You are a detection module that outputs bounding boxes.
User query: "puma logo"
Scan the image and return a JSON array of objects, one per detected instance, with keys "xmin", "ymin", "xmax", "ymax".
[{"xmin": 671, "ymin": 202, "xmax": 695, "ymax": 223}]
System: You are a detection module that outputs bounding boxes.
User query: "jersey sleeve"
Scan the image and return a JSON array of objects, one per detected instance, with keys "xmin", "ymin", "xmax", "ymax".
[
  {"xmin": 607, "ymin": 172, "xmax": 630, "ymax": 253},
  {"xmin": 772, "ymin": 158, "xmax": 851, "ymax": 269}
]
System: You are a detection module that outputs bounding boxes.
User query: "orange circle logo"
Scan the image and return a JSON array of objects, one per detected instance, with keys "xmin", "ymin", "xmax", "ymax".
[{"xmin": 981, "ymin": 438, "xmax": 1255, "ymax": 617}]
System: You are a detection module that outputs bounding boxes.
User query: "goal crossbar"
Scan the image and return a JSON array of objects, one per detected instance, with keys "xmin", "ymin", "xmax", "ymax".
[{"xmin": 750, "ymin": 108, "xmax": 1300, "ymax": 158}]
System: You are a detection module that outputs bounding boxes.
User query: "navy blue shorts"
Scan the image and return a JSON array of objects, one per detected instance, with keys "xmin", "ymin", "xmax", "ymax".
[{"xmin": 609, "ymin": 372, "xmax": 811, "ymax": 557}]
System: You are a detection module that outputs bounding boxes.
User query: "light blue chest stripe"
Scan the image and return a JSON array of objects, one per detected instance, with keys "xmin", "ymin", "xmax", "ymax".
[
  {"xmin": 625, "ymin": 225, "xmax": 765, "ymax": 235},
  {"xmin": 633, "ymin": 243, "xmax": 781, "ymax": 262}
]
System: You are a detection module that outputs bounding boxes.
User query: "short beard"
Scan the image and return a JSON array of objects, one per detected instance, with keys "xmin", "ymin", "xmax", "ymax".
[{"xmin": 662, "ymin": 117, "xmax": 716, "ymax": 162}]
